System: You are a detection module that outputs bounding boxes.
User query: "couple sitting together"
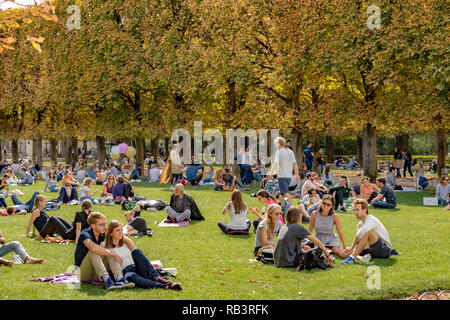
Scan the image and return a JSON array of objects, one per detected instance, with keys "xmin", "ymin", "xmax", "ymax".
[{"xmin": 74, "ymin": 212, "xmax": 181, "ymax": 291}]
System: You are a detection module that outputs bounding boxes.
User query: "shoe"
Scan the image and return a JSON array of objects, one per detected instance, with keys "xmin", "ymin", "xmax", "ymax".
[
  {"xmin": 115, "ymin": 279, "xmax": 135, "ymax": 289},
  {"xmin": 390, "ymin": 249, "xmax": 401, "ymax": 256},
  {"xmin": 156, "ymin": 276, "xmax": 172, "ymax": 285},
  {"xmin": 105, "ymin": 277, "xmax": 116, "ymax": 291},
  {"xmin": 341, "ymin": 256, "xmax": 356, "ymax": 265},
  {"xmin": 170, "ymin": 187, "xmax": 175, "ymax": 191},
  {"xmin": 167, "ymin": 282, "xmax": 182, "ymax": 291},
  {"xmin": 357, "ymin": 253, "xmax": 372, "ymax": 263},
  {"xmin": 340, "ymin": 206, "xmax": 347, "ymax": 212}
]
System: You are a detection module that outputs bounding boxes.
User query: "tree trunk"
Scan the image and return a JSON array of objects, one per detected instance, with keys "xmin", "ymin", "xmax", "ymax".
[
  {"xmin": 436, "ymin": 128, "xmax": 447, "ymax": 177},
  {"xmin": 35, "ymin": 136, "xmax": 43, "ymax": 168},
  {"xmin": 11, "ymin": 139, "xmax": 19, "ymax": 162},
  {"xmin": 292, "ymin": 129, "xmax": 303, "ymax": 166},
  {"xmin": 357, "ymin": 136, "xmax": 363, "ymax": 167},
  {"xmin": 65, "ymin": 138, "xmax": 72, "ymax": 164},
  {"xmin": 83, "ymin": 140, "xmax": 88, "ymax": 156},
  {"xmin": 326, "ymin": 136, "xmax": 334, "ymax": 164},
  {"xmin": 136, "ymin": 137, "xmax": 145, "ymax": 165},
  {"xmin": 164, "ymin": 137, "xmax": 169, "ymax": 157},
  {"xmin": 362, "ymin": 124, "xmax": 378, "ymax": 182},
  {"xmin": 312, "ymin": 133, "xmax": 321, "ymax": 173},
  {"xmin": 71, "ymin": 137, "xmax": 78, "ymax": 165},
  {"xmin": 50, "ymin": 139, "xmax": 57, "ymax": 166},
  {"xmin": 96, "ymin": 136, "xmax": 106, "ymax": 166},
  {"xmin": 395, "ymin": 133, "xmax": 409, "ymax": 152}
]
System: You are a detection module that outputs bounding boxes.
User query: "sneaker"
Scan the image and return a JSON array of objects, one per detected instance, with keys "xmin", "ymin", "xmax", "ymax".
[
  {"xmin": 167, "ymin": 282, "xmax": 182, "ymax": 291},
  {"xmin": 390, "ymin": 249, "xmax": 401, "ymax": 256},
  {"xmin": 340, "ymin": 256, "xmax": 356, "ymax": 265},
  {"xmin": 115, "ymin": 279, "xmax": 135, "ymax": 289},
  {"xmin": 13, "ymin": 189, "xmax": 25, "ymax": 196},
  {"xmin": 339, "ymin": 206, "xmax": 347, "ymax": 212},
  {"xmin": 170, "ymin": 187, "xmax": 175, "ymax": 191},
  {"xmin": 105, "ymin": 277, "xmax": 116, "ymax": 291},
  {"xmin": 357, "ymin": 253, "xmax": 372, "ymax": 263}
]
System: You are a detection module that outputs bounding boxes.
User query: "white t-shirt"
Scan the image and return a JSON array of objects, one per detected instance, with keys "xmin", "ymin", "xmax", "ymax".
[
  {"xmin": 149, "ymin": 168, "xmax": 160, "ymax": 182},
  {"xmin": 356, "ymin": 215, "xmax": 393, "ymax": 249},
  {"xmin": 225, "ymin": 203, "xmax": 249, "ymax": 230},
  {"xmin": 100, "ymin": 241, "xmax": 134, "ymax": 270},
  {"xmin": 273, "ymin": 147, "xmax": 296, "ymax": 178},
  {"xmin": 79, "ymin": 186, "xmax": 90, "ymax": 198}
]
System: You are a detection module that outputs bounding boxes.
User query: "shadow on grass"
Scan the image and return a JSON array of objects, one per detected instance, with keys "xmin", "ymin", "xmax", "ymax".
[{"xmin": 78, "ymin": 283, "xmax": 107, "ymax": 296}]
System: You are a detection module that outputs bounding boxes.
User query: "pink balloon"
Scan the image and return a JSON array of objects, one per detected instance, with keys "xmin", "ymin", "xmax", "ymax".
[{"xmin": 119, "ymin": 143, "xmax": 129, "ymax": 154}]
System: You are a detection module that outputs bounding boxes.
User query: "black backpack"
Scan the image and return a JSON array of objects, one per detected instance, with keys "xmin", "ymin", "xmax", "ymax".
[
  {"xmin": 257, "ymin": 248, "xmax": 275, "ymax": 264},
  {"xmin": 297, "ymin": 247, "xmax": 331, "ymax": 271}
]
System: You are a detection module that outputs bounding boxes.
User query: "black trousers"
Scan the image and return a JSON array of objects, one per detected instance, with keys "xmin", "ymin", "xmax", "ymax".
[
  {"xmin": 328, "ymin": 186, "xmax": 345, "ymax": 209},
  {"xmin": 39, "ymin": 216, "xmax": 75, "ymax": 240}
]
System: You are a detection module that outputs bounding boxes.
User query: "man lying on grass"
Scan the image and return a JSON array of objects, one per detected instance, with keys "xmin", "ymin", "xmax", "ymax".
[{"xmin": 341, "ymin": 199, "xmax": 400, "ymax": 265}]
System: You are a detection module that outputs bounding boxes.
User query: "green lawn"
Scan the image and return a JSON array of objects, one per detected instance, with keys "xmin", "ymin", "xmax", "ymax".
[{"xmin": 0, "ymin": 181, "xmax": 448, "ymax": 300}]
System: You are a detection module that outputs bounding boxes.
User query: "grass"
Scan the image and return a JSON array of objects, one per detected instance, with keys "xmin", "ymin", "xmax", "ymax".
[{"xmin": 0, "ymin": 181, "xmax": 448, "ymax": 300}]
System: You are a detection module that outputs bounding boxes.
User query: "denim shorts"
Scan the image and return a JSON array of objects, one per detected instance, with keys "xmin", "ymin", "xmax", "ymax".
[{"xmin": 278, "ymin": 178, "xmax": 291, "ymax": 194}]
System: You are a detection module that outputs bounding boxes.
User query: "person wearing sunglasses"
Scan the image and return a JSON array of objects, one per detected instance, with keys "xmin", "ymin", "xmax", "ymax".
[
  {"xmin": 308, "ymin": 195, "xmax": 348, "ymax": 259},
  {"xmin": 436, "ymin": 176, "xmax": 449, "ymax": 206},
  {"xmin": 74, "ymin": 212, "xmax": 124, "ymax": 291},
  {"xmin": 274, "ymin": 206, "xmax": 334, "ymax": 268},
  {"xmin": 253, "ymin": 203, "xmax": 283, "ymax": 257}
]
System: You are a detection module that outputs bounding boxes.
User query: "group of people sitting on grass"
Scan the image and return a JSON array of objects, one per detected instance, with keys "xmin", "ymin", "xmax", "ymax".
[{"xmin": 217, "ymin": 188, "xmax": 400, "ymax": 269}]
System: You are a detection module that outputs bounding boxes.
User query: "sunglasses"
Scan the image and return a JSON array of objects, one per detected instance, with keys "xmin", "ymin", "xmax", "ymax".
[
  {"xmin": 323, "ymin": 202, "xmax": 333, "ymax": 207},
  {"xmin": 95, "ymin": 223, "xmax": 107, "ymax": 227}
]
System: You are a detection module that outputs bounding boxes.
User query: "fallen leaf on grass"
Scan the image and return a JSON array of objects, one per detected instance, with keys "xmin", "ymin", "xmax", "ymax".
[{"xmin": 275, "ymin": 275, "xmax": 281, "ymax": 279}]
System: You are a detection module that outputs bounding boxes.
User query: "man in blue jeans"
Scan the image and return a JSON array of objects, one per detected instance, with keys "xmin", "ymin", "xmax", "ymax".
[
  {"xmin": 370, "ymin": 177, "xmax": 397, "ymax": 209},
  {"xmin": 303, "ymin": 141, "xmax": 314, "ymax": 172}
]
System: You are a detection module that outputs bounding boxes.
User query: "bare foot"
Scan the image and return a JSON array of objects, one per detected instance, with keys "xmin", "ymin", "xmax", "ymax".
[
  {"xmin": 25, "ymin": 257, "xmax": 44, "ymax": 264},
  {"xmin": 32, "ymin": 235, "xmax": 44, "ymax": 241},
  {"xmin": 0, "ymin": 258, "xmax": 13, "ymax": 267}
]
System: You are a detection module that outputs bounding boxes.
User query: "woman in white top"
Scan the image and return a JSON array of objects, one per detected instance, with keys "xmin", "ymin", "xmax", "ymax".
[
  {"xmin": 79, "ymin": 178, "xmax": 102, "ymax": 204},
  {"xmin": 102, "ymin": 220, "xmax": 181, "ymax": 290},
  {"xmin": 218, "ymin": 190, "xmax": 251, "ymax": 234}
]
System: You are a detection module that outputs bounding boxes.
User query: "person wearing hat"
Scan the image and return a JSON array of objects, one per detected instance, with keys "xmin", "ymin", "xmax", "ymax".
[{"xmin": 58, "ymin": 169, "xmax": 80, "ymax": 204}]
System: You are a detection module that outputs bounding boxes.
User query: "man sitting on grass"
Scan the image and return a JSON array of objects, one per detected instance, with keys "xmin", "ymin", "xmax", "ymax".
[
  {"xmin": 370, "ymin": 177, "xmax": 397, "ymax": 209},
  {"xmin": 165, "ymin": 184, "xmax": 204, "ymax": 222},
  {"xmin": 123, "ymin": 205, "xmax": 147, "ymax": 236},
  {"xmin": 74, "ymin": 212, "xmax": 124, "ymax": 291},
  {"xmin": 341, "ymin": 199, "xmax": 399, "ymax": 265}
]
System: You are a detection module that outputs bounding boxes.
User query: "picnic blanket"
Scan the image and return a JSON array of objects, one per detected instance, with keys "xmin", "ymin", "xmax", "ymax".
[
  {"xmin": 158, "ymin": 219, "xmax": 190, "ymax": 227},
  {"xmin": 41, "ymin": 236, "xmax": 74, "ymax": 245}
]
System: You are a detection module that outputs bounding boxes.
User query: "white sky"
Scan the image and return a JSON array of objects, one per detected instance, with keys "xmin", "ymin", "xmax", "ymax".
[{"xmin": 0, "ymin": 0, "xmax": 43, "ymax": 10}]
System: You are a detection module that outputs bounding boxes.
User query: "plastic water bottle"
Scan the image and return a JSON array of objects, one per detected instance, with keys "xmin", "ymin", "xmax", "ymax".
[
  {"xmin": 13, "ymin": 254, "xmax": 22, "ymax": 265},
  {"xmin": 163, "ymin": 268, "xmax": 177, "ymax": 276}
]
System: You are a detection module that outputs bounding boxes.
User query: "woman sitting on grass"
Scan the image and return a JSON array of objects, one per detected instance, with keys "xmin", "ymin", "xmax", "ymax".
[
  {"xmin": 73, "ymin": 199, "xmax": 93, "ymax": 243},
  {"xmin": 218, "ymin": 190, "xmax": 251, "ymax": 235},
  {"xmin": 274, "ymin": 206, "xmax": 334, "ymax": 268},
  {"xmin": 26, "ymin": 195, "xmax": 75, "ymax": 241},
  {"xmin": 249, "ymin": 189, "xmax": 279, "ymax": 232},
  {"xmin": 102, "ymin": 175, "xmax": 116, "ymax": 197},
  {"xmin": 102, "ymin": 220, "xmax": 181, "ymax": 290},
  {"xmin": 359, "ymin": 176, "xmax": 380, "ymax": 203},
  {"xmin": 0, "ymin": 174, "xmax": 10, "ymax": 208},
  {"xmin": 0, "ymin": 229, "xmax": 43, "ymax": 267},
  {"xmin": 44, "ymin": 169, "xmax": 59, "ymax": 193},
  {"xmin": 213, "ymin": 168, "xmax": 227, "ymax": 191},
  {"xmin": 308, "ymin": 195, "xmax": 348, "ymax": 258},
  {"xmin": 253, "ymin": 203, "xmax": 283, "ymax": 257},
  {"xmin": 5, "ymin": 168, "xmax": 18, "ymax": 184},
  {"xmin": 79, "ymin": 178, "xmax": 102, "ymax": 204}
]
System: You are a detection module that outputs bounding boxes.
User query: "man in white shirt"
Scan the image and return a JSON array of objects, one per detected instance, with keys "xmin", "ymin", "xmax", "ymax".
[
  {"xmin": 148, "ymin": 164, "xmax": 161, "ymax": 183},
  {"xmin": 267, "ymin": 137, "xmax": 300, "ymax": 206},
  {"xmin": 341, "ymin": 198, "xmax": 399, "ymax": 264}
]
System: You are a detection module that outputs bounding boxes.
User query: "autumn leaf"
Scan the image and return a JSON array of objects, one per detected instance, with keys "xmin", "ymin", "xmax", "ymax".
[
  {"xmin": 22, "ymin": 18, "xmax": 33, "ymax": 24},
  {"xmin": 1, "ymin": 43, "xmax": 15, "ymax": 50},
  {"xmin": 30, "ymin": 41, "xmax": 42, "ymax": 53}
]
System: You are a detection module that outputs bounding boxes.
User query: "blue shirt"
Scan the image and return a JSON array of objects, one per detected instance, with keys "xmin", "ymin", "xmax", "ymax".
[
  {"xmin": 380, "ymin": 185, "xmax": 396, "ymax": 205},
  {"xmin": 304, "ymin": 147, "xmax": 313, "ymax": 162},
  {"xmin": 74, "ymin": 227, "xmax": 105, "ymax": 267},
  {"xmin": 88, "ymin": 170, "xmax": 96, "ymax": 179},
  {"xmin": 186, "ymin": 165, "xmax": 204, "ymax": 181}
]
